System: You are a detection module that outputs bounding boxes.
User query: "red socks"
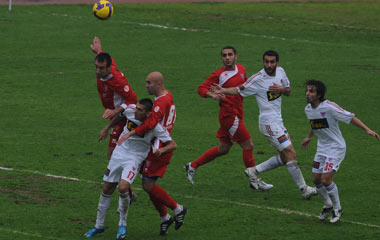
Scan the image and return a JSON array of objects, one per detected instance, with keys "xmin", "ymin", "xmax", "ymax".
[{"xmin": 191, "ymin": 146, "xmax": 220, "ymax": 168}]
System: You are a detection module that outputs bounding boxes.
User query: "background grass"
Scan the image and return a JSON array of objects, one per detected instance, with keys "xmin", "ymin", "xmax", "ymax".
[{"xmin": 1, "ymin": 2, "xmax": 380, "ymax": 239}]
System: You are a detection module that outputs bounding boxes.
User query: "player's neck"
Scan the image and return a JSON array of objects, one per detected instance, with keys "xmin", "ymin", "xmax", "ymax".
[
  {"xmin": 155, "ymin": 88, "xmax": 168, "ymax": 98},
  {"xmin": 311, "ymin": 101, "xmax": 321, "ymax": 109},
  {"xmin": 224, "ymin": 64, "xmax": 236, "ymax": 71}
]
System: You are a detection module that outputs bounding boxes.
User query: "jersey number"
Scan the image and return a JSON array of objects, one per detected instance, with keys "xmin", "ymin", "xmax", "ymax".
[
  {"xmin": 127, "ymin": 170, "xmax": 136, "ymax": 181},
  {"xmin": 324, "ymin": 162, "xmax": 334, "ymax": 172},
  {"xmin": 166, "ymin": 105, "xmax": 176, "ymax": 126}
]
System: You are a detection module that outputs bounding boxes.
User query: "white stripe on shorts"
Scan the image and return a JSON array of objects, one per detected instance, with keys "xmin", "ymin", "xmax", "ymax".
[{"xmin": 229, "ymin": 116, "xmax": 239, "ymax": 137}]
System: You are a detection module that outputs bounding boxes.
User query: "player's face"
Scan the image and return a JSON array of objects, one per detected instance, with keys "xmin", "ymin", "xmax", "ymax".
[
  {"xmin": 135, "ymin": 103, "xmax": 149, "ymax": 122},
  {"xmin": 145, "ymin": 78, "xmax": 157, "ymax": 95},
  {"xmin": 221, "ymin": 49, "xmax": 237, "ymax": 69},
  {"xmin": 263, "ymin": 55, "xmax": 278, "ymax": 76},
  {"xmin": 306, "ymin": 85, "xmax": 320, "ymax": 105},
  {"xmin": 95, "ymin": 60, "xmax": 111, "ymax": 78}
]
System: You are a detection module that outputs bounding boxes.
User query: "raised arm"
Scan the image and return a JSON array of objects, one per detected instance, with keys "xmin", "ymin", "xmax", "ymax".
[
  {"xmin": 153, "ymin": 140, "xmax": 177, "ymax": 157},
  {"xmin": 91, "ymin": 36, "xmax": 102, "ymax": 54}
]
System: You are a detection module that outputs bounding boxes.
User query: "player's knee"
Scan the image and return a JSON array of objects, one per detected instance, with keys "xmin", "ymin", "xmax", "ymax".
[
  {"xmin": 102, "ymin": 182, "xmax": 117, "ymax": 195},
  {"xmin": 142, "ymin": 179, "xmax": 155, "ymax": 192},
  {"xmin": 118, "ymin": 181, "xmax": 130, "ymax": 194}
]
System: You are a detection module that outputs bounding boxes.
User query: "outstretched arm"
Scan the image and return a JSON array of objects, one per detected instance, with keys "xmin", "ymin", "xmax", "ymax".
[
  {"xmin": 210, "ymin": 83, "xmax": 239, "ymax": 96},
  {"xmin": 351, "ymin": 117, "xmax": 380, "ymax": 141},
  {"xmin": 301, "ymin": 128, "xmax": 314, "ymax": 149}
]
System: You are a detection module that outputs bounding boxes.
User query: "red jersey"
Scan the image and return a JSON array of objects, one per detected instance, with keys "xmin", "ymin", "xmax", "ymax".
[
  {"xmin": 134, "ymin": 91, "xmax": 176, "ymax": 139},
  {"xmin": 97, "ymin": 54, "xmax": 137, "ymax": 110},
  {"xmin": 198, "ymin": 64, "xmax": 247, "ymax": 120}
]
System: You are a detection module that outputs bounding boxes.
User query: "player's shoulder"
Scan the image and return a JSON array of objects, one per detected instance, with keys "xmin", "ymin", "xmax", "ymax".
[
  {"xmin": 323, "ymin": 100, "xmax": 344, "ymax": 111},
  {"xmin": 245, "ymin": 70, "xmax": 263, "ymax": 85},
  {"xmin": 304, "ymin": 103, "xmax": 312, "ymax": 111},
  {"xmin": 236, "ymin": 64, "xmax": 246, "ymax": 72}
]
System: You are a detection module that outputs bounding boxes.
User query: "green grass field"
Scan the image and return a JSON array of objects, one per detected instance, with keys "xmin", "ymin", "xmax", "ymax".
[{"xmin": 1, "ymin": 2, "xmax": 380, "ymax": 239}]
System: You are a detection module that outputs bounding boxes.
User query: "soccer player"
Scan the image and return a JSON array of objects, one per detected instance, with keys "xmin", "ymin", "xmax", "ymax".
[
  {"xmin": 117, "ymin": 72, "xmax": 186, "ymax": 236},
  {"xmin": 212, "ymin": 50, "xmax": 317, "ymax": 199},
  {"xmin": 91, "ymin": 36, "xmax": 138, "ymax": 160},
  {"xmin": 301, "ymin": 80, "xmax": 379, "ymax": 223},
  {"xmin": 184, "ymin": 46, "xmax": 273, "ymax": 190},
  {"xmin": 84, "ymin": 98, "xmax": 177, "ymax": 239}
]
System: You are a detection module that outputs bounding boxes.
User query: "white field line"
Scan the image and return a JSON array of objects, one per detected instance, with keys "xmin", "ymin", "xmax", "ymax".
[
  {"xmin": 1, "ymin": 166, "xmax": 380, "ymax": 230},
  {"xmin": 0, "ymin": 227, "xmax": 65, "ymax": 240},
  {"xmin": 20, "ymin": 11, "xmax": 380, "ymax": 50}
]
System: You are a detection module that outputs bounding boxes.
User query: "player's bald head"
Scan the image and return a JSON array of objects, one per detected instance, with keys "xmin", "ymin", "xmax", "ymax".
[{"xmin": 146, "ymin": 71, "xmax": 164, "ymax": 84}]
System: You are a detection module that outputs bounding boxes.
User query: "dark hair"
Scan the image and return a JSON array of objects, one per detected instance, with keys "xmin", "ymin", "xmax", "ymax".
[
  {"xmin": 139, "ymin": 98, "xmax": 153, "ymax": 112},
  {"xmin": 95, "ymin": 52, "xmax": 112, "ymax": 67},
  {"xmin": 304, "ymin": 79, "xmax": 327, "ymax": 101},
  {"xmin": 221, "ymin": 46, "xmax": 237, "ymax": 55},
  {"xmin": 263, "ymin": 50, "xmax": 279, "ymax": 62}
]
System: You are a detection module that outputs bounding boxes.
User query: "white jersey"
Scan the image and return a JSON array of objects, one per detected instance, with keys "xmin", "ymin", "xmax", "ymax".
[
  {"xmin": 116, "ymin": 105, "xmax": 173, "ymax": 163},
  {"xmin": 304, "ymin": 100, "xmax": 355, "ymax": 158},
  {"xmin": 237, "ymin": 67, "xmax": 290, "ymax": 125}
]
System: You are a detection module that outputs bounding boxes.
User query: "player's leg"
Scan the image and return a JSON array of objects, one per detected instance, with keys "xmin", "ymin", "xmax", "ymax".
[
  {"xmin": 320, "ymin": 157, "xmax": 343, "ymax": 223},
  {"xmin": 312, "ymin": 155, "xmax": 333, "ymax": 221},
  {"xmin": 116, "ymin": 180, "xmax": 131, "ymax": 240},
  {"xmin": 235, "ymin": 121, "xmax": 273, "ymax": 190},
  {"xmin": 280, "ymin": 145, "xmax": 317, "ymax": 199},
  {"xmin": 84, "ymin": 181, "xmax": 117, "ymax": 238},
  {"xmin": 109, "ymin": 120, "xmax": 135, "ymax": 201},
  {"xmin": 185, "ymin": 139, "xmax": 231, "ymax": 185}
]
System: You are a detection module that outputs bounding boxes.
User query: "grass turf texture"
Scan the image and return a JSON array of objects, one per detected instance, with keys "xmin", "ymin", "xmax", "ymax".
[{"xmin": 1, "ymin": 1, "xmax": 380, "ymax": 239}]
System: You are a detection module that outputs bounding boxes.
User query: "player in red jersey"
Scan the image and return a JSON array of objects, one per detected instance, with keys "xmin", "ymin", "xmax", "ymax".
[
  {"xmin": 117, "ymin": 72, "xmax": 186, "ymax": 236},
  {"xmin": 91, "ymin": 37, "xmax": 138, "ymax": 206},
  {"xmin": 184, "ymin": 46, "xmax": 272, "ymax": 190},
  {"xmin": 91, "ymin": 37, "xmax": 138, "ymax": 160}
]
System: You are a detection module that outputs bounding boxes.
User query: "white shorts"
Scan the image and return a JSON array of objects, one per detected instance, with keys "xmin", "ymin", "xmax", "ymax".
[
  {"xmin": 312, "ymin": 154, "xmax": 344, "ymax": 174},
  {"xmin": 103, "ymin": 145, "xmax": 144, "ymax": 184},
  {"xmin": 259, "ymin": 123, "xmax": 292, "ymax": 152}
]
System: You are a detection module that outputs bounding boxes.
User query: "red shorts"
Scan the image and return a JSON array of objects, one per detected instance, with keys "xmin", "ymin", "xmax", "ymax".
[
  {"xmin": 142, "ymin": 151, "xmax": 173, "ymax": 178},
  {"xmin": 109, "ymin": 118, "xmax": 127, "ymax": 148},
  {"xmin": 217, "ymin": 115, "xmax": 251, "ymax": 145}
]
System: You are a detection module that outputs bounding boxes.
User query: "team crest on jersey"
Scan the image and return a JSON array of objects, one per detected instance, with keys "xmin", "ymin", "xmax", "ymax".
[
  {"xmin": 313, "ymin": 161, "xmax": 320, "ymax": 169},
  {"xmin": 127, "ymin": 120, "xmax": 138, "ymax": 131},
  {"xmin": 154, "ymin": 106, "xmax": 160, "ymax": 112},
  {"xmin": 310, "ymin": 118, "xmax": 329, "ymax": 129},
  {"xmin": 277, "ymin": 135, "xmax": 288, "ymax": 144},
  {"xmin": 104, "ymin": 168, "xmax": 110, "ymax": 177},
  {"xmin": 124, "ymin": 85, "xmax": 129, "ymax": 92},
  {"xmin": 267, "ymin": 91, "xmax": 281, "ymax": 101},
  {"xmin": 320, "ymin": 112, "xmax": 326, "ymax": 117}
]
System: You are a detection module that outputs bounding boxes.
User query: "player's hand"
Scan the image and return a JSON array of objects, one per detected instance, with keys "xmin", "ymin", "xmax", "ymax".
[
  {"xmin": 98, "ymin": 128, "xmax": 109, "ymax": 141},
  {"xmin": 91, "ymin": 36, "xmax": 102, "ymax": 54},
  {"xmin": 210, "ymin": 83, "xmax": 222, "ymax": 94},
  {"xmin": 153, "ymin": 148, "xmax": 162, "ymax": 157},
  {"xmin": 117, "ymin": 131, "xmax": 133, "ymax": 145},
  {"xmin": 103, "ymin": 109, "xmax": 117, "ymax": 119},
  {"xmin": 367, "ymin": 130, "xmax": 380, "ymax": 141},
  {"xmin": 269, "ymin": 83, "xmax": 283, "ymax": 93},
  {"xmin": 301, "ymin": 137, "xmax": 312, "ymax": 149}
]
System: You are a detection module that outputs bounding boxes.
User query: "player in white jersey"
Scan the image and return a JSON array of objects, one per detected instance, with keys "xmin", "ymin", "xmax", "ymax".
[
  {"xmin": 301, "ymin": 80, "xmax": 379, "ymax": 223},
  {"xmin": 211, "ymin": 50, "xmax": 317, "ymax": 199},
  {"xmin": 84, "ymin": 98, "xmax": 177, "ymax": 239}
]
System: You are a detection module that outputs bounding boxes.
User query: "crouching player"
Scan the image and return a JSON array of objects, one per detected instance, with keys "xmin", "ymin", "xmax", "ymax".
[
  {"xmin": 84, "ymin": 98, "xmax": 177, "ymax": 239},
  {"xmin": 301, "ymin": 80, "xmax": 380, "ymax": 223}
]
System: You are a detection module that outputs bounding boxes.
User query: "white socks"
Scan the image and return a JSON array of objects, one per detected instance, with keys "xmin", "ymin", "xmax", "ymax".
[
  {"xmin": 316, "ymin": 183, "xmax": 333, "ymax": 207},
  {"xmin": 173, "ymin": 204, "xmax": 183, "ymax": 215},
  {"xmin": 118, "ymin": 192, "xmax": 131, "ymax": 226},
  {"xmin": 286, "ymin": 160, "xmax": 307, "ymax": 190},
  {"xmin": 95, "ymin": 193, "xmax": 112, "ymax": 229},
  {"xmin": 255, "ymin": 155, "xmax": 283, "ymax": 173},
  {"xmin": 326, "ymin": 182, "xmax": 341, "ymax": 210}
]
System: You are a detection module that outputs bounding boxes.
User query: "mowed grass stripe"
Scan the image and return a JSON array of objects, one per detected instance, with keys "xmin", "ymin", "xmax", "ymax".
[{"xmin": 1, "ymin": 166, "xmax": 379, "ymax": 229}]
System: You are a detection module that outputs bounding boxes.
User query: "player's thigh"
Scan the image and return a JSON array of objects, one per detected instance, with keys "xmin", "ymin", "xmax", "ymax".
[
  {"xmin": 259, "ymin": 123, "xmax": 291, "ymax": 151},
  {"xmin": 142, "ymin": 152, "xmax": 172, "ymax": 178},
  {"xmin": 121, "ymin": 159, "xmax": 142, "ymax": 185}
]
